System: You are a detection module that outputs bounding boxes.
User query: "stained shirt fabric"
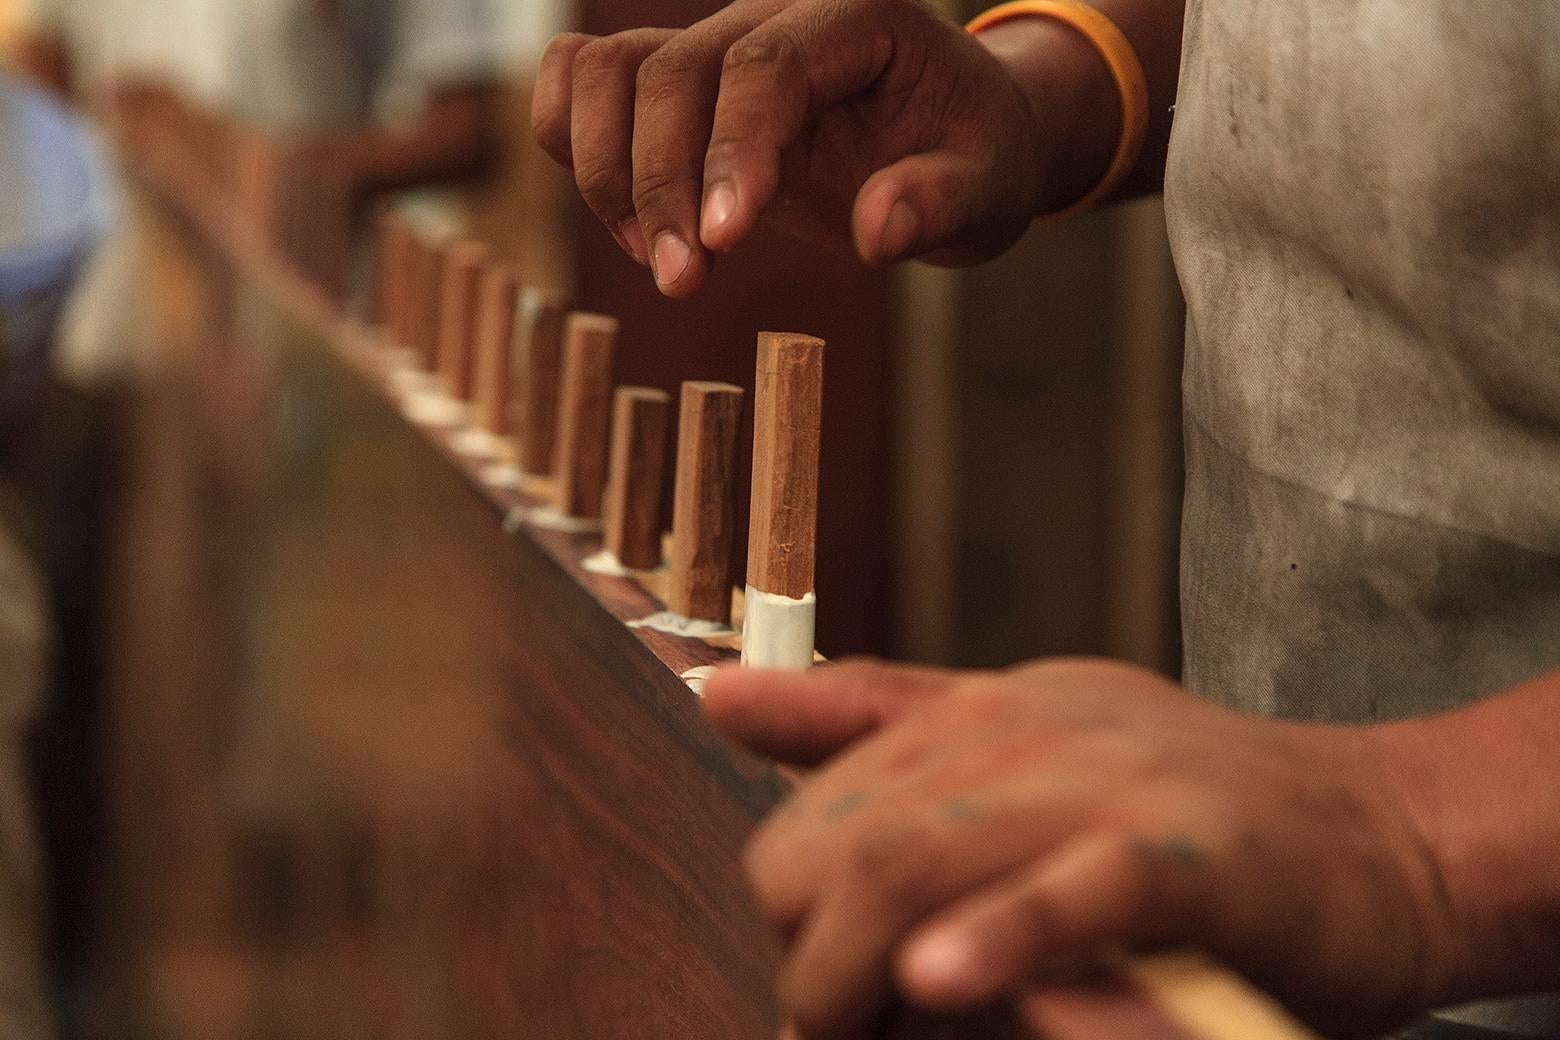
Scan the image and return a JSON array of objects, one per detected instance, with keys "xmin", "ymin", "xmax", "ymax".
[{"xmin": 1166, "ymin": 1, "xmax": 1560, "ymax": 1035}]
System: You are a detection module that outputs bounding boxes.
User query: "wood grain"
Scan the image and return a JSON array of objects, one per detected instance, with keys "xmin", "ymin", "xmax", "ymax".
[
  {"xmin": 472, "ymin": 262, "xmax": 519, "ymax": 436},
  {"xmin": 603, "ymin": 388, "xmax": 672, "ymax": 570},
  {"xmin": 516, "ymin": 288, "xmax": 572, "ymax": 475},
  {"xmin": 437, "ymin": 240, "xmax": 490, "ymax": 401},
  {"xmin": 668, "ymin": 382, "xmax": 745, "ymax": 624},
  {"xmin": 746, "ymin": 332, "xmax": 824, "ymax": 599},
  {"xmin": 552, "ymin": 314, "xmax": 619, "ymax": 519}
]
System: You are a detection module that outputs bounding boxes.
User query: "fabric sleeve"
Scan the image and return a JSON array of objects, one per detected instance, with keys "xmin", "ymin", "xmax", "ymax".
[{"xmin": 373, "ymin": 0, "xmax": 504, "ymax": 115}]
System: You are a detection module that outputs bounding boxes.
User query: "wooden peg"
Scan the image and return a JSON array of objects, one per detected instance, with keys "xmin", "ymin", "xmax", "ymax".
[
  {"xmin": 742, "ymin": 333, "xmax": 824, "ymax": 669},
  {"xmin": 472, "ymin": 262, "xmax": 520, "ymax": 436},
  {"xmin": 603, "ymin": 388, "xmax": 672, "ymax": 569},
  {"xmin": 376, "ymin": 213, "xmax": 411, "ymax": 346},
  {"xmin": 438, "ymin": 240, "xmax": 490, "ymax": 401},
  {"xmin": 551, "ymin": 314, "xmax": 619, "ymax": 520},
  {"xmin": 667, "ymin": 382, "xmax": 744, "ymax": 625},
  {"xmin": 515, "ymin": 288, "xmax": 572, "ymax": 475},
  {"xmin": 413, "ymin": 234, "xmax": 450, "ymax": 371}
]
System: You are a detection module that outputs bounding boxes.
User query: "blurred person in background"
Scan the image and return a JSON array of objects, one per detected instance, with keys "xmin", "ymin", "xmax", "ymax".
[
  {"xmin": 2, "ymin": 3, "xmax": 503, "ymax": 1035},
  {"xmin": 10, "ymin": 0, "xmax": 503, "ymax": 376}
]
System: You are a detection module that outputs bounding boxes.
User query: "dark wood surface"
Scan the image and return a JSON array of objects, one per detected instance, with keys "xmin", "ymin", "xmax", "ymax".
[{"xmin": 101, "ymin": 222, "xmax": 789, "ymax": 1040}]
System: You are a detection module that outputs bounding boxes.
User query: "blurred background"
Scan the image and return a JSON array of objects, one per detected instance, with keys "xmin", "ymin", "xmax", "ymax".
[{"xmin": 0, "ymin": 0, "xmax": 1185, "ymax": 1037}]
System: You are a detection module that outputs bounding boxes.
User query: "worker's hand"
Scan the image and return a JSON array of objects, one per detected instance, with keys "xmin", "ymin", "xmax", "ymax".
[
  {"xmin": 703, "ymin": 658, "xmax": 1461, "ymax": 1039},
  {"xmin": 531, "ymin": 0, "xmax": 1051, "ymax": 296}
]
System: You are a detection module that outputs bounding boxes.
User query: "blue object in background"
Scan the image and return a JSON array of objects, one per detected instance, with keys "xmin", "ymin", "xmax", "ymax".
[{"xmin": 0, "ymin": 72, "xmax": 116, "ymax": 414}]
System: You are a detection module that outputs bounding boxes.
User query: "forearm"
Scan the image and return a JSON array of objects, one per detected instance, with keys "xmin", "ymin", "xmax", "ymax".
[
  {"xmin": 345, "ymin": 84, "xmax": 500, "ymax": 196},
  {"xmin": 1376, "ymin": 669, "xmax": 1560, "ymax": 1006},
  {"xmin": 977, "ymin": 0, "xmax": 1186, "ymax": 212}
]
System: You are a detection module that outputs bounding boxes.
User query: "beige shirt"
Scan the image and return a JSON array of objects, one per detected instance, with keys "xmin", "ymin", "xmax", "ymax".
[
  {"xmin": 20, "ymin": 0, "xmax": 500, "ymax": 127},
  {"xmin": 1167, "ymin": 1, "xmax": 1560, "ymax": 1033}
]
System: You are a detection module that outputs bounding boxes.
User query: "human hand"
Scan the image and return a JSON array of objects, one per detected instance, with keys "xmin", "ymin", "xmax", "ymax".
[
  {"xmin": 703, "ymin": 658, "xmax": 1460, "ymax": 1039},
  {"xmin": 531, "ymin": 0, "xmax": 1054, "ymax": 296}
]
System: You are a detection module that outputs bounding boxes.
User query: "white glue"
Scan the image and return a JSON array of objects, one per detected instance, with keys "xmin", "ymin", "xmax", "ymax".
[{"xmin": 740, "ymin": 586, "xmax": 816, "ymax": 671}]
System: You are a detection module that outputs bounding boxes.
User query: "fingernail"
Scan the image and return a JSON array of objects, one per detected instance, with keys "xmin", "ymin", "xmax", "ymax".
[
  {"xmin": 619, "ymin": 217, "xmax": 648, "ymax": 265},
  {"xmin": 878, "ymin": 200, "xmax": 922, "ymax": 262},
  {"xmin": 702, "ymin": 181, "xmax": 737, "ymax": 241},
  {"xmin": 906, "ymin": 931, "xmax": 978, "ymax": 991},
  {"xmin": 653, "ymin": 232, "xmax": 692, "ymax": 287}
]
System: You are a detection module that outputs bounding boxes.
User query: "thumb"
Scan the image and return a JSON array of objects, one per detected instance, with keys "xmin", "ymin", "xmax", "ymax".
[
  {"xmin": 702, "ymin": 658, "xmax": 962, "ymax": 767},
  {"xmin": 853, "ymin": 150, "xmax": 1024, "ymax": 267}
]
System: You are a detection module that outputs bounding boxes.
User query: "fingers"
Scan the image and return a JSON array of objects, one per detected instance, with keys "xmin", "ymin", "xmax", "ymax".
[
  {"xmin": 775, "ymin": 815, "xmax": 1039, "ymax": 1040},
  {"xmin": 531, "ymin": 32, "xmax": 592, "ymax": 168},
  {"xmin": 898, "ymin": 834, "xmax": 1198, "ymax": 1011},
  {"xmin": 702, "ymin": 659, "xmax": 962, "ymax": 767},
  {"xmin": 627, "ymin": 4, "xmax": 774, "ymax": 296},
  {"xmin": 699, "ymin": 1, "xmax": 897, "ymax": 253},
  {"xmin": 569, "ymin": 29, "xmax": 677, "ymax": 265},
  {"xmin": 852, "ymin": 151, "xmax": 989, "ymax": 265}
]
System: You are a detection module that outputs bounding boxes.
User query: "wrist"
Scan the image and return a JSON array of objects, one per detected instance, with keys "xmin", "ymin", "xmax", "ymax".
[
  {"xmin": 975, "ymin": 15, "xmax": 1123, "ymax": 215},
  {"xmin": 1369, "ymin": 680, "xmax": 1560, "ymax": 1008}
]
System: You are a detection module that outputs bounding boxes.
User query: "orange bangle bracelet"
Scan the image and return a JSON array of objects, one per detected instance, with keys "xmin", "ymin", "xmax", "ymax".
[{"xmin": 967, "ymin": 0, "xmax": 1149, "ymax": 217}]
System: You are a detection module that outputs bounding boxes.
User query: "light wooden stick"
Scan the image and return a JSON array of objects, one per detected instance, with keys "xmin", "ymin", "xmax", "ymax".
[
  {"xmin": 743, "ymin": 333, "xmax": 824, "ymax": 669},
  {"xmin": 437, "ymin": 240, "xmax": 490, "ymax": 402},
  {"xmin": 603, "ymin": 388, "xmax": 672, "ymax": 570},
  {"xmin": 551, "ymin": 314, "xmax": 619, "ymax": 520},
  {"xmin": 515, "ymin": 288, "xmax": 572, "ymax": 476},
  {"xmin": 472, "ymin": 262, "xmax": 519, "ymax": 437},
  {"xmin": 668, "ymin": 382, "xmax": 745, "ymax": 625}
]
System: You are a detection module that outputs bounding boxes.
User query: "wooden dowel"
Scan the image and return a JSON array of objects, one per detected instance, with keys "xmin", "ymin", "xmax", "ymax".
[
  {"xmin": 667, "ymin": 382, "xmax": 745, "ymax": 625},
  {"xmin": 551, "ymin": 314, "xmax": 619, "ymax": 520},
  {"xmin": 742, "ymin": 333, "xmax": 824, "ymax": 669},
  {"xmin": 377, "ymin": 213, "xmax": 411, "ymax": 345},
  {"xmin": 438, "ymin": 240, "xmax": 490, "ymax": 401},
  {"xmin": 515, "ymin": 288, "xmax": 572, "ymax": 475},
  {"xmin": 603, "ymin": 388, "xmax": 672, "ymax": 570},
  {"xmin": 747, "ymin": 333, "xmax": 825, "ymax": 598},
  {"xmin": 413, "ymin": 234, "xmax": 450, "ymax": 372},
  {"xmin": 472, "ymin": 262, "xmax": 520, "ymax": 437},
  {"xmin": 401, "ymin": 233, "xmax": 428, "ymax": 361}
]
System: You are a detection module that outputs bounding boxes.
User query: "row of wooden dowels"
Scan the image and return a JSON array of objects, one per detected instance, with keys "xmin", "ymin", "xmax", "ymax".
[{"xmin": 376, "ymin": 214, "xmax": 825, "ymax": 670}]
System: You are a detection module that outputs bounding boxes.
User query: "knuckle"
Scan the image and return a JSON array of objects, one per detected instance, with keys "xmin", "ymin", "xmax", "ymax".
[
  {"xmin": 541, "ymin": 32, "xmax": 591, "ymax": 66},
  {"xmin": 631, "ymin": 162, "xmax": 691, "ymax": 212},
  {"xmin": 635, "ymin": 43, "xmax": 703, "ymax": 96},
  {"xmin": 574, "ymin": 160, "xmax": 629, "ymax": 208},
  {"xmin": 572, "ymin": 35, "xmax": 633, "ymax": 79},
  {"xmin": 721, "ymin": 31, "xmax": 799, "ymax": 77}
]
